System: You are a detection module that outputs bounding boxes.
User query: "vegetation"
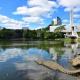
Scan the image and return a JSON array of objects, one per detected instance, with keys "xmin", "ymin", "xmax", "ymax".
[
  {"xmin": 0, "ymin": 17, "xmax": 66, "ymax": 41},
  {"xmin": 0, "ymin": 27, "xmax": 65, "ymax": 40},
  {"xmin": 54, "ymin": 25, "xmax": 65, "ymax": 32}
]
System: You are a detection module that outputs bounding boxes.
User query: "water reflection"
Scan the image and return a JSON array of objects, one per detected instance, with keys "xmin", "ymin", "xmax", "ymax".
[
  {"xmin": 64, "ymin": 42, "xmax": 79, "ymax": 60},
  {"xmin": 0, "ymin": 48, "xmax": 52, "ymax": 62},
  {"xmin": 0, "ymin": 41, "xmax": 80, "ymax": 80}
]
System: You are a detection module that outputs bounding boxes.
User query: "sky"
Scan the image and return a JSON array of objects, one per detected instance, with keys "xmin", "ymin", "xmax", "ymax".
[{"xmin": 0, "ymin": 0, "xmax": 80, "ymax": 29}]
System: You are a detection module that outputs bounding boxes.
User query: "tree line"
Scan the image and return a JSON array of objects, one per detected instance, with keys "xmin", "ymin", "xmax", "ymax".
[{"xmin": 0, "ymin": 28, "xmax": 65, "ymax": 40}]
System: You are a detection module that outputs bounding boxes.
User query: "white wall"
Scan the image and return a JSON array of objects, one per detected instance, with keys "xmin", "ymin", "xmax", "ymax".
[{"xmin": 49, "ymin": 26, "xmax": 59, "ymax": 32}]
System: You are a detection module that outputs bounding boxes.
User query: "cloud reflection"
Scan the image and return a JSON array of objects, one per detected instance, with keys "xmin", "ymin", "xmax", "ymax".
[{"xmin": 0, "ymin": 48, "xmax": 52, "ymax": 62}]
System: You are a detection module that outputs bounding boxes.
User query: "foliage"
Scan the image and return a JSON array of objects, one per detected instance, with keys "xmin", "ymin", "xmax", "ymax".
[
  {"xmin": 0, "ymin": 27, "xmax": 64, "ymax": 40},
  {"xmin": 54, "ymin": 25, "xmax": 65, "ymax": 32},
  {"xmin": 0, "ymin": 28, "xmax": 15, "ymax": 39}
]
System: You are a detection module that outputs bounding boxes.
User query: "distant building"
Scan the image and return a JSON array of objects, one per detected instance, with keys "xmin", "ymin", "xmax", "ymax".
[
  {"xmin": 53, "ymin": 17, "xmax": 62, "ymax": 26},
  {"xmin": 57, "ymin": 17, "xmax": 62, "ymax": 25},
  {"xmin": 49, "ymin": 17, "xmax": 62, "ymax": 32},
  {"xmin": 22, "ymin": 27, "xmax": 29, "ymax": 30},
  {"xmin": 53, "ymin": 19, "xmax": 57, "ymax": 25},
  {"xmin": 49, "ymin": 26, "xmax": 60, "ymax": 32}
]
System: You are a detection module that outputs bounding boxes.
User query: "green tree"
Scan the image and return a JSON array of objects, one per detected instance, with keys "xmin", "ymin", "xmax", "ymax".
[{"xmin": 54, "ymin": 25, "xmax": 65, "ymax": 32}]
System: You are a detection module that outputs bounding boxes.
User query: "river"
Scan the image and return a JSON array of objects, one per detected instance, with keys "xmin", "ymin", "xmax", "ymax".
[{"xmin": 0, "ymin": 40, "xmax": 80, "ymax": 80}]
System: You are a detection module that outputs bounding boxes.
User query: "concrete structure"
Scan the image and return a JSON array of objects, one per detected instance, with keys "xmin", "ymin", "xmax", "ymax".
[
  {"xmin": 70, "ymin": 9, "xmax": 74, "ymax": 29},
  {"xmin": 53, "ymin": 19, "xmax": 57, "ymax": 25},
  {"xmin": 57, "ymin": 17, "xmax": 62, "ymax": 25},
  {"xmin": 63, "ymin": 27, "xmax": 79, "ymax": 38},
  {"xmin": 53, "ymin": 17, "xmax": 62, "ymax": 26},
  {"xmin": 64, "ymin": 8, "xmax": 79, "ymax": 38},
  {"xmin": 61, "ymin": 8, "xmax": 80, "ymax": 38},
  {"xmin": 49, "ymin": 25, "xmax": 60, "ymax": 32},
  {"xmin": 22, "ymin": 27, "xmax": 28, "ymax": 30},
  {"xmin": 49, "ymin": 17, "xmax": 62, "ymax": 32}
]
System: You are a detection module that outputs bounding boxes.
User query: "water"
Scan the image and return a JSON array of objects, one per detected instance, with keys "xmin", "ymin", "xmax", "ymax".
[{"xmin": 0, "ymin": 40, "xmax": 80, "ymax": 80}]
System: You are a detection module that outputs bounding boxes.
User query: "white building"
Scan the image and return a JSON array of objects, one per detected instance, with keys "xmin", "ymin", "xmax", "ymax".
[
  {"xmin": 53, "ymin": 19, "xmax": 57, "ymax": 25},
  {"xmin": 49, "ymin": 25, "xmax": 60, "ymax": 32},
  {"xmin": 22, "ymin": 27, "xmax": 29, "ymax": 30}
]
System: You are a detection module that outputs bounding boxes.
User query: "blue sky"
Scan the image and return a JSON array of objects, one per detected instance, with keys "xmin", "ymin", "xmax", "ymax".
[{"xmin": 0, "ymin": 0, "xmax": 80, "ymax": 29}]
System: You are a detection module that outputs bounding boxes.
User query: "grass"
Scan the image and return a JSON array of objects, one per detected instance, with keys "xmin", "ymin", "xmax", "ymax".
[{"xmin": 64, "ymin": 38, "xmax": 78, "ymax": 44}]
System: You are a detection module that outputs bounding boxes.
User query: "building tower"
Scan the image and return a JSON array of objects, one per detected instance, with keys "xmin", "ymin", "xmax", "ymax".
[
  {"xmin": 70, "ymin": 8, "xmax": 74, "ymax": 32},
  {"xmin": 57, "ymin": 17, "xmax": 62, "ymax": 25},
  {"xmin": 69, "ymin": 8, "xmax": 78, "ymax": 38}
]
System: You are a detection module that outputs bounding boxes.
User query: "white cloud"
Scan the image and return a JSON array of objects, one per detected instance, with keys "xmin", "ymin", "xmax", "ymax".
[
  {"xmin": 0, "ymin": 48, "xmax": 23, "ymax": 62},
  {"xmin": 0, "ymin": 15, "xmax": 10, "ymax": 23},
  {"xmin": 74, "ymin": 14, "xmax": 80, "ymax": 18},
  {"xmin": 22, "ymin": 16, "xmax": 44, "ymax": 23},
  {"xmin": 28, "ymin": 0, "xmax": 58, "ymax": 8},
  {"xmin": 13, "ymin": 6, "xmax": 52, "ymax": 16},
  {"xmin": 13, "ymin": 6, "xmax": 28, "ymax": 15},
  {"xmin": 64, "ymin": 8, "xmax": 71, "ymax": 12},
  {"xmin": 62, "ymin": 19, "xmax": 69, "ymax": 24},
  {"xmin": 59, "ymin": 0, "xmax": 80, "ymax": 24},
  {"xmin": 28, "ymin": 0, "xmax": 48, "ymax": 7},
  {"xmin": 0, "ymin": 14, "xmax": 28, "ymax": 29},
  {"xmin": 0, "ymin": 14, "xmax": 44, "ymax": 30},
  {"xmin": 74, "ymin": 7, "xmax": 80, "ymax": 12},
  {"xmin": 58, "ymin": 0, "xmax": 80, "ymax": 8},
  {"xmin": 0, "ymin": 48, "xmax": 49, "ymax": 62},
  {"xmin": 13, "ymin": 0, "xmax": 58, "ymax": 17},
  {"xmin": 64, "ymin": 7, "xmax": 80, "ymax": 12},
  {"xmin": 13, "ymin": 0, "xmax": 58, "ymax": 27}
]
